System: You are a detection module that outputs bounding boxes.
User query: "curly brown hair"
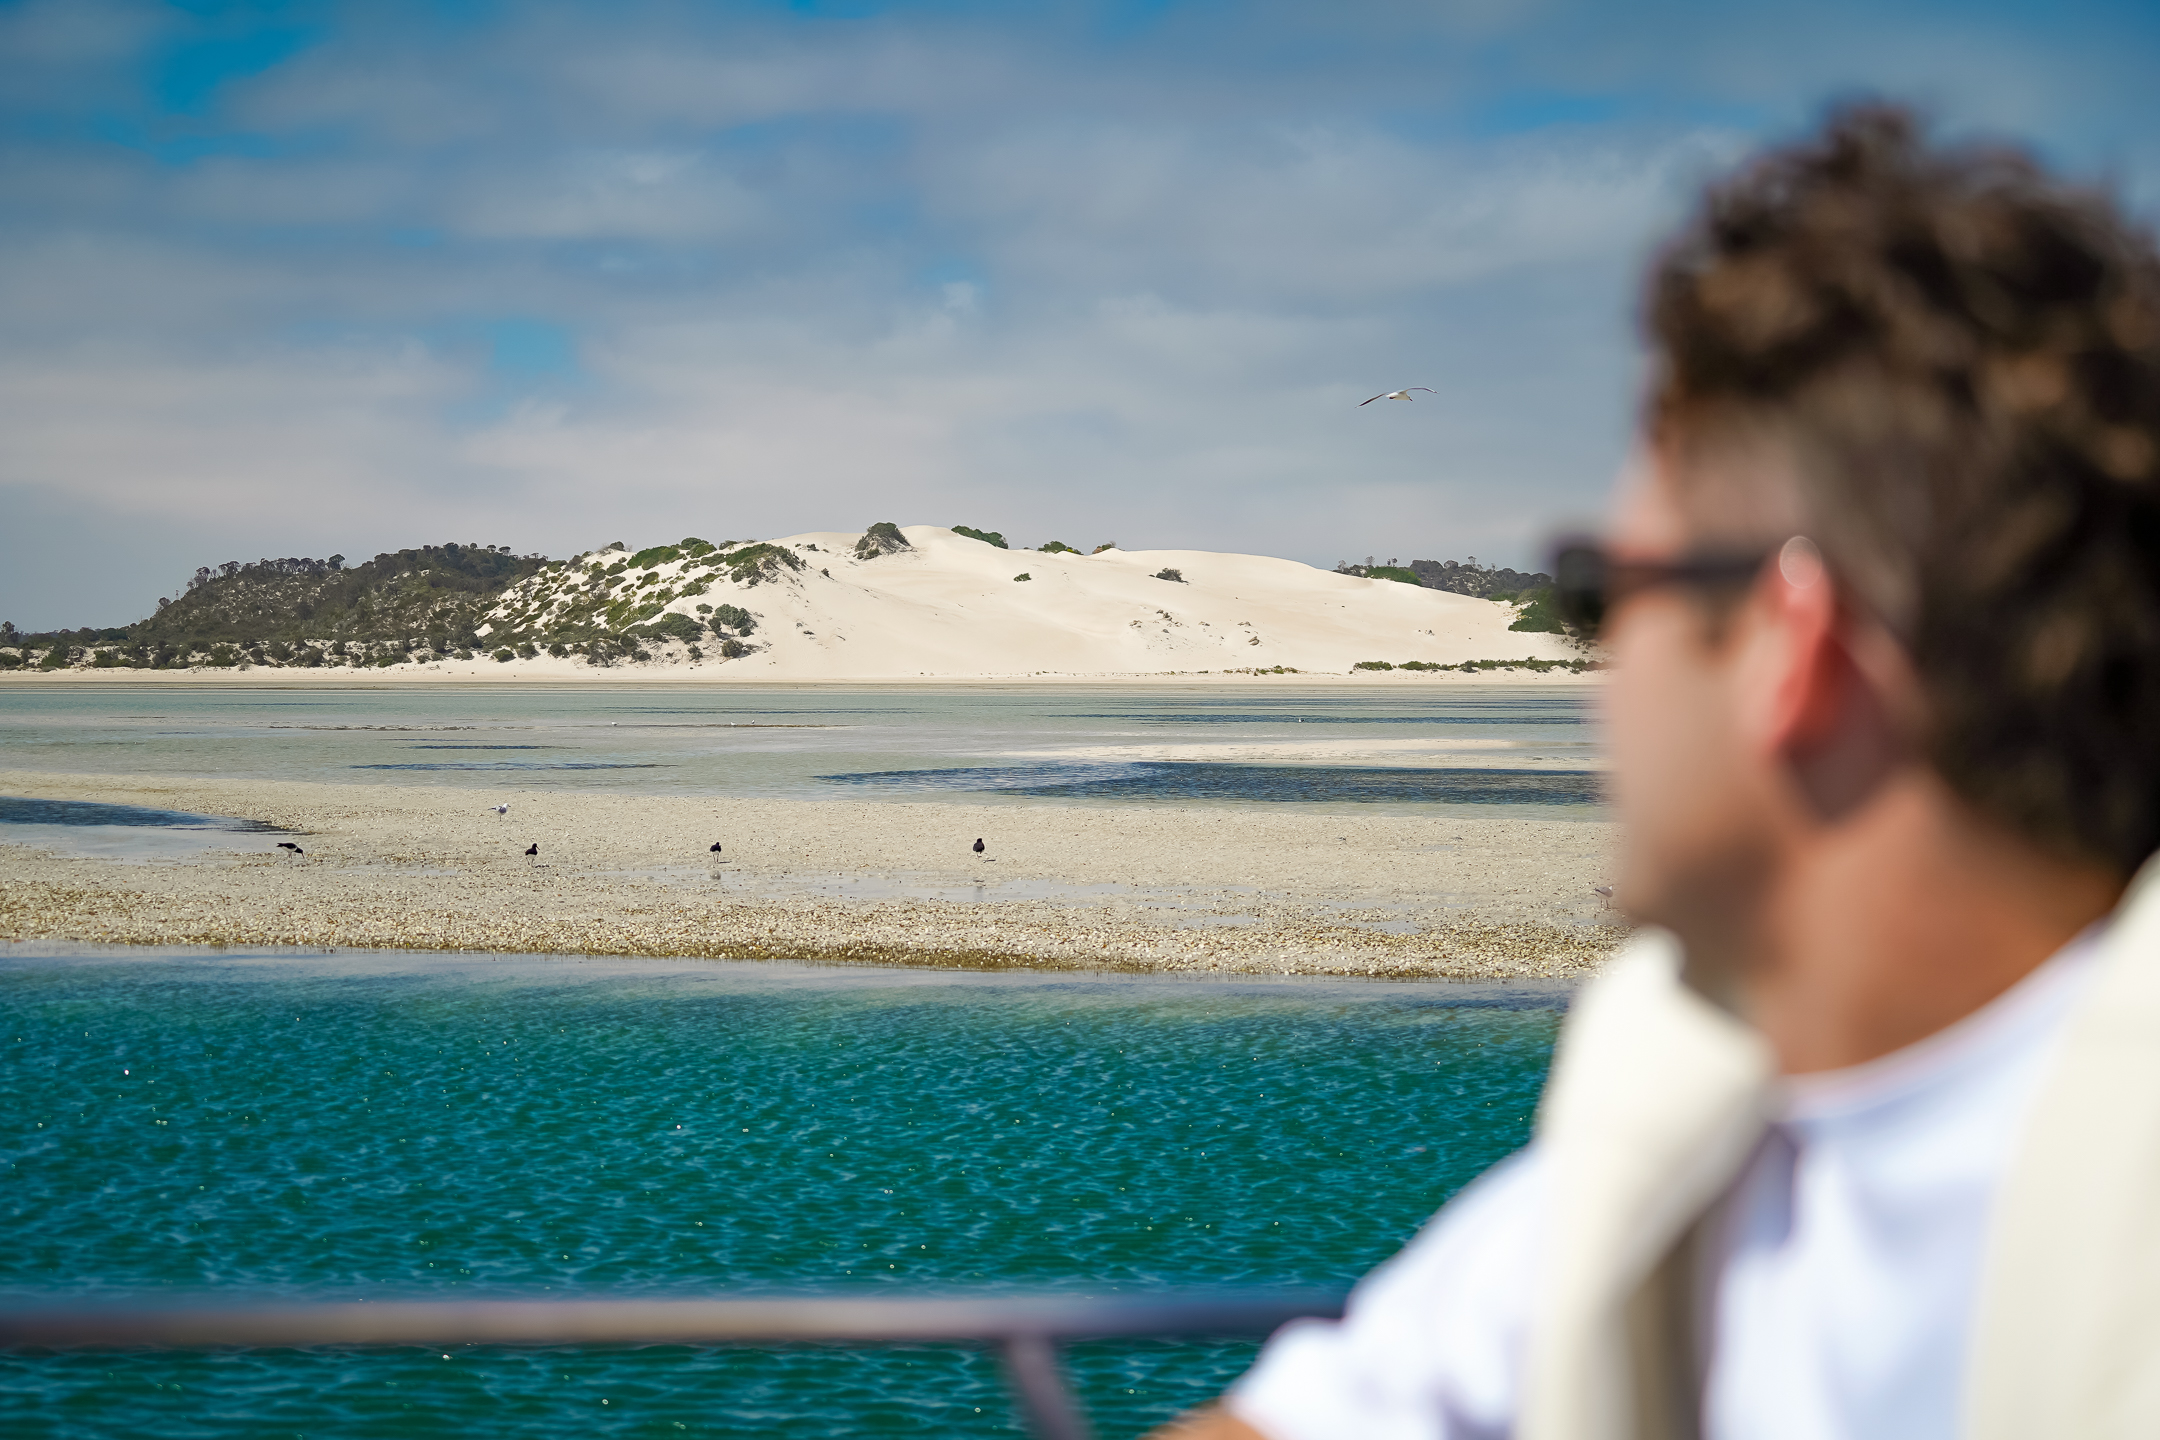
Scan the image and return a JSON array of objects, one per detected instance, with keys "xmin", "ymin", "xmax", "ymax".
[{"xmin": 1646, "ymin": 103, "xmax": 2160, "ymax": 876}]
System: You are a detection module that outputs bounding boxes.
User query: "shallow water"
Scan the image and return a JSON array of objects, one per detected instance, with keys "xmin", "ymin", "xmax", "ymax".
[
  {"xmin": 0, "ymin": 947, "xmax": 1561, "ymax": 1437},
  {"xmin": 0, "ymin": 796, "xmax": 287, "ymax": 862},
  {"xmin": 0, "ymin": 684, "xmax": 1602, "ymax": 817}
]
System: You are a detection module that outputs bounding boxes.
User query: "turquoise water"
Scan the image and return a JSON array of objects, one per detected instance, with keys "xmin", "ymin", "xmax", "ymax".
[
  {"xmin": 0, "ymin": 684, "xmax": 1601, "ymax": 816},
  {"xmin": 0, "ymin": 949, "xmax": 1561, "ymax": 1437}
]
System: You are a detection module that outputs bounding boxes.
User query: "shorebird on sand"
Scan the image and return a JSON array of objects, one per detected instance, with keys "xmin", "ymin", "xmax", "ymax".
[
  {"xmin": 493, "ymin": 804, "xmax": 510, "ymax": 819},
  {"xmin": 972, "ymin": 838, "xmax": 986, "ymax": 856},
  {"xmin": 525, "ymin": 843, "xmax": 539, "ymax": 867},
  {"xmin": 277, "ymin": 842, "xmax": 303, "ymax": 858},
  {"xmin": 710, "ymin": 843, "xmax": 723, "ymax": 854},
  {"xmin": 1358, "ymin": 388, "xmax": 1435, "ymax": 406}
]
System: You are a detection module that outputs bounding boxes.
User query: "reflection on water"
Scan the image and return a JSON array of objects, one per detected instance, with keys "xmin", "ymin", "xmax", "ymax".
[{"xmin": 1, "ymin": 947, "xmax": 1561, "ymax": 1437}]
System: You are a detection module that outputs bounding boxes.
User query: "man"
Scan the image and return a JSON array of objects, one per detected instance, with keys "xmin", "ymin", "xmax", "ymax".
[{"xmin": 1161, "ymin": 105, "xmax": 2160, "ymax": 1439}]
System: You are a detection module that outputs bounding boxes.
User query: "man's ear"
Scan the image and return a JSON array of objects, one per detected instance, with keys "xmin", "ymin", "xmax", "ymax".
[{"xmin": 1752, "ymin": 538, "xmax": 1903, "ymax": 823}]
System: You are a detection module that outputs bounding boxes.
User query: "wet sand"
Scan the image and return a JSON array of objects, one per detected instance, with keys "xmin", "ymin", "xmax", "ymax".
[{"xmin": 0, "ymin": 770, "xmax": 1624, "ymax": 979}]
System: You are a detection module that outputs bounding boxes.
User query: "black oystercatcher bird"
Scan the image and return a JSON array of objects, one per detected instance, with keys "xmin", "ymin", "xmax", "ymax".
[
  {"xmin": 972, "ymin": 838, "xmax": 985, "ymax": 856},
  {"xmin": 277, "ymin": 842, "xmax": 303, "ymax": 857},
  {"xmin": 710, "ymin": 843, "xmax": 723, "ymax": 853},
  {"xmin": 525, "ymin": 843, "xmax": 539, "ymax": 867}
]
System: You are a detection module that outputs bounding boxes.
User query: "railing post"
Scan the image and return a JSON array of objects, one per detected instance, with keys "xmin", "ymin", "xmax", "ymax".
[{"xmin": 999, "ymin": 1331, "xmax": 1094, "ymax": 1440}]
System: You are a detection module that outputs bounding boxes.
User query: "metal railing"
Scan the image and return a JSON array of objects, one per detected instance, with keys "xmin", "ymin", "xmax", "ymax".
[{"xmin": 0, "ymin": 1291, "xmax": 1344, "ymax": 1440}]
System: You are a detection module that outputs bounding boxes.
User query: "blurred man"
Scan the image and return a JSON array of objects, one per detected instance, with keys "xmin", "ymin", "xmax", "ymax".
[{"xmin": 1160, "ymin": 105, "xmax": 2160, "ymax": 1439}]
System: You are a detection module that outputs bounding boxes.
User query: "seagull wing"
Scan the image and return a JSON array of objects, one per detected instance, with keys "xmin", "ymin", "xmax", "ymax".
[
  {"xmin": 1408, "ymin": 387, "xmax": 1436, "ymax": 394},
  {"xmin": 1358, "ymin": 393, "xmax": 1387, "ymax": 406}
]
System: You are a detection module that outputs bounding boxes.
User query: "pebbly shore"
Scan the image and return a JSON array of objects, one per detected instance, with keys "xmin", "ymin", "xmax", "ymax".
[{"xmin": 0, "ymin": 771, "xmax": 1625, "ymax": 979}]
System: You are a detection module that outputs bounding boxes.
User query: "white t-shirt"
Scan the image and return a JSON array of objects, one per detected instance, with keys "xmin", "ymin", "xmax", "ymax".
[{"xmin": 1228, "ymin": 937, "xmax": 2099, "ymax": 1440}]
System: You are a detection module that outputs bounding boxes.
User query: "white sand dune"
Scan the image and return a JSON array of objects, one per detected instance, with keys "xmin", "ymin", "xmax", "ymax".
[{"xmin": 481, "ymin": 526, "xmax": 1583, "ymax": 680}]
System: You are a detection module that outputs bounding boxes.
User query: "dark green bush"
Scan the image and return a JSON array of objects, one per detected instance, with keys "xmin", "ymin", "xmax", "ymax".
[
  {"xmin": 1508, "ymin": 586, "xmax": 1567, "ymax": 633},
  {"xmin": 953, "ymin": 525, "xmax": 1007, "ymax": 548},
  {"xmin": 710, "ymin": 604, "xmax": 756, "ymax": 635},
  {"xmin": 1153, "ymin": 568, "xmax": 1185, "ymax": 583},
  {"xmin": 1039, "ymin": 541, "xmax": 1080, "ymax": 554},
  {"xmin": 720, "ymin": 638, "xmax": 749, "ymax": 659},
  {"xmin": 493, "ymin": 647, "xmax": 515, "ymax": 662},
  {"xmin": 1353, "ymin": 660, "xmax": 1394, "ymax": 670},
  {"xmin": 854, "ymin": 523, "xmax": 910, "ymax": 560},
  {"xmin": 724, "ymin": 545, "xmax": 804, "ymax": 585},
  {"xmin": 635, "ymin": 611, "xmax": 704, "ymax": 645},
  {"xmin": 1013, "ymin": 573, "xmax": 1032, "ymax": 582},
  {"xmin": 1366, "ymin": 566, "xmax": 1423, "ymax": 586}
]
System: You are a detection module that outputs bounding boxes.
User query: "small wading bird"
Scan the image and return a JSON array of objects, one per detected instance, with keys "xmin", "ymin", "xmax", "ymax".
[
  {"xmin": 277, "ymin": 842, "xmax": 303, "ymax": 858},
  {"xmin": 972, "ymin": 838, "xmax": 986, "ymax": 856},
  {"xmin": 1358, "ymin": 388, "xmax": 1435, "ymax": 406},
  {"xmin": 525, "ymin": 843, "xmax": 539, "ymax": 867},
  {"xmin": 710, "ymin": 843, "xmax": 723, "ymax": 854},
  {"xmin": 493, "ymin": 804, "xmax": 510, "ymax": 819}
]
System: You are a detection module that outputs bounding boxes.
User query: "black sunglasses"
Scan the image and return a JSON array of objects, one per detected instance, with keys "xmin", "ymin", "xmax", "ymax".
[{"xmin": 1548, "ymin": 540, "xmax": 1777, "ymax": 639}]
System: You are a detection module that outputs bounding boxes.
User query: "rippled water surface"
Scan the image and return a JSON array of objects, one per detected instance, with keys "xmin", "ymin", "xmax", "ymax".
[
  {"xmin": 1, "ymin": 949, "xmax": 1561, "ymax": 1437},
  {"xmin": 0, "ymin": 683, "xmax": 1601, "ymax": 816}
]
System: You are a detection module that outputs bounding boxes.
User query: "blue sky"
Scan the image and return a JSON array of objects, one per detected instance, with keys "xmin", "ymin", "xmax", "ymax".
[{"xmin": 3, "ymin": 0, "xmax": 2157, "ymax": 627}]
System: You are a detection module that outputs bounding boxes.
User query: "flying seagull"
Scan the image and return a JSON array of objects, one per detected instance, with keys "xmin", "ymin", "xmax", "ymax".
[{"xmin": 1359, "ymin": 388, "xmax": 1436, "ymax": 406}]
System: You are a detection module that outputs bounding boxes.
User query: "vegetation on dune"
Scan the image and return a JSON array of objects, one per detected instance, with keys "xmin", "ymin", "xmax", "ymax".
[
  {"xmin": 952, "ymin": 525, "xmax": 1007, "ymax": 548},
  {"xmin": 1506, "ymin": 586, "xmax": 1568, "ymax": 633},
  {"xmin": 854, "ymin": 522, "xmax": 911, "ymax": 559},
  {"xmin": 1038, "ymin": 541, "xmax": 1080, "ymax": 554},
  {"xmin": 1153, "ymin": 568, "xmax": 1185, "ymax": 583},
  {"xmin": 1356, "ymin": 657, "xmax": 1603, "ymax": 674},
  {"xmin": 1013, "ymin": 572, "xmax": 1032, "ymax": 582},
  {"xmin": 1335, "ymin": 556, "xmax": 1556, "ymax": 600}
]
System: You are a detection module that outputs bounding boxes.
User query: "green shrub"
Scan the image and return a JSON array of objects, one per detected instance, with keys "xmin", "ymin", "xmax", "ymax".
[
  {"xmin": 635, "ymin": 611, "xmax": 705, "ymax": 645},
  {"xmin": 1508, "ymin": 586, "xmax": 1567, "ymax": 634},
  {"xmin": 547, "ymin": 642, "xmax": 568, "ymax": 658},
  {"xmin": 0, "ymin": 652, "xmax": 21, "ymax": 669},
  {"xmin": 1366, "ymin": 565, "xmax": 1423, "ymax": 586},
  {"xmin": 517, "ymin": 642, "xmax": 538, "ymax": 659},
  {"xmin": 629, "ymin": 545, "xmax": 680, "ymax": 569},
  {"xmin": 953, "ymin": 525, "xmax": 1008, "ymax": 549},
  {"xmin": 493, "ymin": 647, "xmax": 515, "ymax": 662},
  {"xmin": 1353, "ymin": 660, "xmax": 1394, "ymax": 671},
  {"xmin": 710, "ymin": 604, "xmax": 756, "ymax": 635},
  {"xmin": 1013, "ymin": 572, "xmax": 1032, "ymax": 582},
  {"xmin": 1039, "ymin": 541, "xmax": 1080, "ymax": 554},
  {"xmin": 720, "ymin": 638, "xmax": 749, "ymax": 659},
  {"xmin": 1400, "ymin": 660, "xmax": 1443, "ymax": 671},
  {"xmin": 1093, "ymin": 542, "xmax": 1118, "ymax": 553},
  {"xmin": 854, "ymin": 523, "xmax": 910, "ymax": 560},
  {"xmin": 724, "ymin": 544, "xmax": 805, "ymax": 585},
  {"xmin": 1153, "ymin": 568, "xmax": 1185, "ymax": 583}
]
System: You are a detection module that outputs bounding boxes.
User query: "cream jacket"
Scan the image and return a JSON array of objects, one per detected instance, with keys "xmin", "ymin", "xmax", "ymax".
[{"xmin": 1517, "ymin": 864, "xmax": 2160, "ymax": 1440}]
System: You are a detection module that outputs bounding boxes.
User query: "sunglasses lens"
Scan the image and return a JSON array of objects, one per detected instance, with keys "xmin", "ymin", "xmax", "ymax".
[{"xmin": 1550, "ymin": 544, "xmax": 1606, "ymax": 635}]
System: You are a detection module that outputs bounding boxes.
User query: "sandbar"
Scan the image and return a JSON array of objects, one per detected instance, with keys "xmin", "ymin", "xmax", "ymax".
[{"xmin": 0, "ymin": 771, "xmax": 1623, "ymax": 980}]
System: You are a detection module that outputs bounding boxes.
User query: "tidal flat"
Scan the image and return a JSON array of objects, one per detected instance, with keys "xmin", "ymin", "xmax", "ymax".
[{"xmin": 0, "ymin": 684, "xmax": 1622, "ymax": 979}]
